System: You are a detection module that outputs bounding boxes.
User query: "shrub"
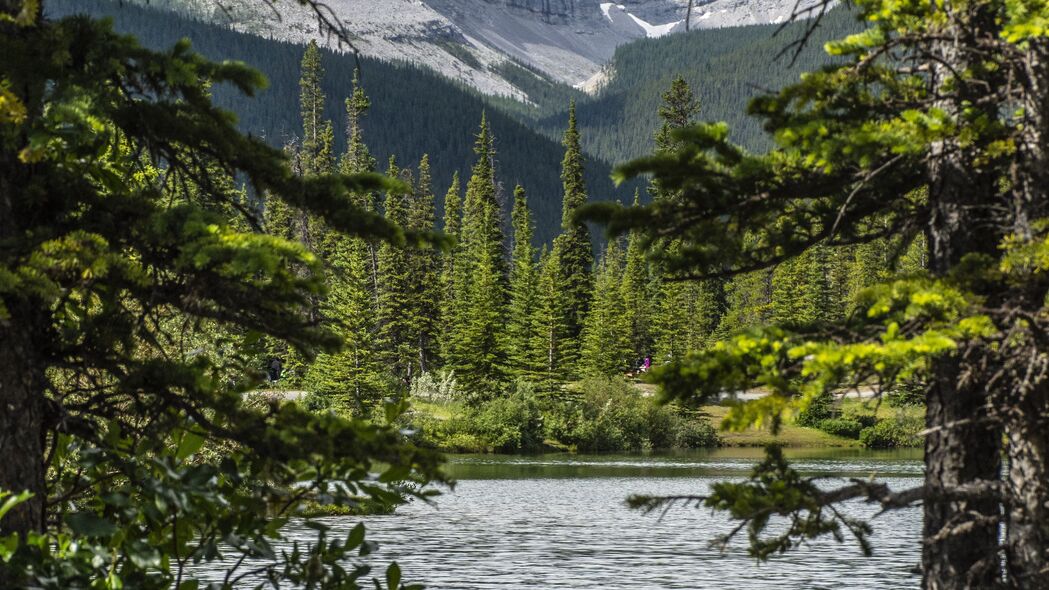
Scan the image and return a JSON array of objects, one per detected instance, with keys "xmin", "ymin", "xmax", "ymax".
[
  {"xmin": 886, "ymin": 379, "xmax": 927, "ymax": 407},
  {"xmin": 410, "ymin": 369, "xmax": 461, "ymax": 403},
  {"xmin": 672, "ymin": 417, "xmax": 720, "ymax": 448},
  {"xmin": 795, "ymin": 391, "xmax": 834, "ymax": 427},
  {"xmin": 817, "ymin": 418, "xmax": 864, "ymax": 439},
  {"xmin": 548, "ymin": 377, "xmax": 719, "ymax": 451},
  {"xmin": 840, "ymin": 406, "xmax": 878, "ymax": 429},
  {"xmin": 860, "ymin": 415, "xmax": 924, "ymax": 449},
  {"xmin": 466, "ymin": 389, "xmax": 545, "ymax": 453}
]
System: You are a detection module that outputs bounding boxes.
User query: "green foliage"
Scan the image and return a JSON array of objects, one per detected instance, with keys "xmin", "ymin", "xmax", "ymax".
[
  {"xmin": 547, "ymin": 377, "xmax": 717, "ymax": 451},
  {"xmin": 795, "ymin": 391, "xmax": 834, "ymax": 428},
  {"xmin": 507, "ymin": 185, "xmax": 540, "ymax": 376},
  {"xmin": 0, "ymin": 7, "xmax": 440, "ymax": 587},
  {"xmin": 552, "ymin": 102, "xmax": 594, "ymax": 374},
  {"xmin": 859, "ymin": 416, "xmax": 924, "ymax": 449},
  {"xmin": 579, "ymin": 238, "xmax": 633, "ymax": 376},
  {"xmin": 422, "ymin": 384, "xmax": 545, "ymax": 453},
  {"xmin": 816, "ymin": 418, "xmax": 864, "ymax": 439}
]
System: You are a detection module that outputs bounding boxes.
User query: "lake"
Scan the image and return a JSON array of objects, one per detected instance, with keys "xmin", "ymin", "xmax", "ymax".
[{"xmin": 329, "ymin": 449, "xmax": 923, "ymax": 589}]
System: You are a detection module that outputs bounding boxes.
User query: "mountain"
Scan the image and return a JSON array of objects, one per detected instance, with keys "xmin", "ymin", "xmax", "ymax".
[
  {"xmin": 48, "ymin": 0, "xmax": 638, "ymax": 247},
  {"xmin": 112, "ymin": 0, "xmax": 824, "ymax": 98}
]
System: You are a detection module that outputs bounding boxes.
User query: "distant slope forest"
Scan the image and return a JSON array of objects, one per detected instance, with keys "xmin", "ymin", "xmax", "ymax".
[
  {"xmin": 49, "ymin": 0, "xmax": 861, "ymax": 242},
  {"xmin": 47, "ymin": 0, "xmax": 638, "ymax": 246},
  {"xmin": 486, "ymin": 8, "xmax": 860, "ymax": 162}
]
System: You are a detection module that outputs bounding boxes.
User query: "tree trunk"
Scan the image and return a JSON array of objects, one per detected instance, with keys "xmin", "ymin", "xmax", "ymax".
[
  {"xmin": 922, "ymin": 358, "xmax": 1002, "ymax": 589},
  {"xmin": 1003, "ymin": 38, "xmax": 1049, "ymax": 588},
  {"xmin": 0, "ymin": 324, "xmax": 45, "ymax": 538},
  {"xmin": 922, "ymin": 9, "xmax": 1004, "ymax": 584},
  {"xmin": 1004, "ymin": 397, "xmax": 1049, "ymax": 588}
]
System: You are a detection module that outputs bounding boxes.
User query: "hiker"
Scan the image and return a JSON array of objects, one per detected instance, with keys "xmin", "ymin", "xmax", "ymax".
[
  {"xmin": 268, "ymin": 358, "xmax": 283, "ymax": 383},
  {"xmin": 640, "ymin": 356, "xmax": 652, "ymax": 373}
]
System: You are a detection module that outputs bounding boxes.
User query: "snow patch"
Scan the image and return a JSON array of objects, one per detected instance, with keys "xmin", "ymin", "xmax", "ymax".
[
  {"xmin": 599, "ymin": 2, "xmax": 619, "ymax": 22},
  {"xmin": 626, "ymin": 13, "xmax": 681, "ymax": 38}
]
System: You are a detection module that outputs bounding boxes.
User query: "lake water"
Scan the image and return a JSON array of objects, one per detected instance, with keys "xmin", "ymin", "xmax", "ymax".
[{"xmin": 200, "ymin": 449, "xmax": 925, "ymax": 588}]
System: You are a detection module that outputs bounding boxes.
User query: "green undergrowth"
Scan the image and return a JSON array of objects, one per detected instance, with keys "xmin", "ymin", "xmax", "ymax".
[{"xmin": 403, "ymin": 377, "xmax": 720, "ymax": 453}]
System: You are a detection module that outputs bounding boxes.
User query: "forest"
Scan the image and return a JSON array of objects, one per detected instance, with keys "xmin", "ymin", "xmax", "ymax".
[{"xmin": 5, "ymin": 0, "xmax": 1049, "ymax": 588}]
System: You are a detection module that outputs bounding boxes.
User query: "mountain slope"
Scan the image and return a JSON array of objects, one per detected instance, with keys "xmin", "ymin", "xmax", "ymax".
[
  {"xmin": 48, "ymin": 0, "xmax": 636, "ymax": 246},
  {"xmin": 110, "ymin": 0, "xmax": 823, "ymax": 99}
]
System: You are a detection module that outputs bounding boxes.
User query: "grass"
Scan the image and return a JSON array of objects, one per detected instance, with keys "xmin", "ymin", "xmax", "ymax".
[{"xmin": 700, "ymin": 404, "xmax": 861, "ymax": 448}]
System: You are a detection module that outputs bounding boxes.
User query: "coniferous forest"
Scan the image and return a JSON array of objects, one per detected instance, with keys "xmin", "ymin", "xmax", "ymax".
[{"xmin": 7, "ymin": 0, "xmax": 1049, "ymax": 588}]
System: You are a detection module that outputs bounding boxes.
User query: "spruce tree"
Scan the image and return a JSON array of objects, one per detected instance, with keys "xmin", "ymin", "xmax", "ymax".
[
  {"xmin": 648, "ymin": 77, "xmax": 721, "ymax": 359},
  {"xmin": 621, "ymin": 190, "xmax": 655, "ymax": 362},
  {"xmin": 506, "ymin": 185, "xmax": 539, "ymax": 376},
  {"xmin": 407, "ymin": 155, "xmax": 442, "ymax": 374},
  {"xmin": 443, "ymin": 114, "xmax": 508, "ymax": 396},
  {"xmin": 438, "ymin": 172, "xmax": 463, "ymax": 366},
  {"xmin": 0, "ymin": 4, "xmax": 438, "ymax": 585},
  {"xmin": 586, "ymin": 1, "xmax": 1049, "ymax": 581},
  {"xmin": 580, "ymin": 238, "xmax": 633, "ymax": 376},
  {"xmin": 528, "ymin": 246, "xmax": 566, "ymax": 392},
  {"xmin": 305, "ymin": 76, "xmax": 383, "ymax": 410},
  {"xmin": 375, "ymin": 158, "xmax": 416, "ymax": 384},
  {"xmin": 552, "ymin": 100, "xmax": 593, "ymax": 374}
]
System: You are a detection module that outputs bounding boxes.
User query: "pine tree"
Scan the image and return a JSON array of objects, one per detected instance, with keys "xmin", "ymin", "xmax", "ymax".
[
  {"xmin": 506, "ymin": 185, "xmax": 539, "ymax": 376},
  {"xmin": 580, "ymin": 238, "xmax": 632, "ymax": 376},
  {"xmin": 407, "ymin": 155, "xmax": 442, "ymax": 374},
  {"xmin": 299, "ymin": 40, "xmax": 326, "ymax": 177},
  {"xmin": 0, "ymin": 5, "xmax": 440, "ymax": 584},
  {"xmin": 340, "ymin": 69, "xmax": 376, "ymax": 178},
  {"xmin": 621, "ymin": 190, "xmax": 655, "ymax": 362},
  {"xmin": 552, "ymin": 100, "xmax": 593, "ymax": 374},
  {"xmin": 442, "ymin": 114, "xmax": 507, "ymax": 396},
  {"xmin": 648, "ymin": 77, "xmax": 721, "ymax": 359},
  {"xmin": 375, "ymin": 158, "xmax": 416, "ymax": 384},
  {"xmin": 438, "ymin": 172, "xmax": 463, "ymax": 365},
  {"xmin": 305, "ymin": 76, "xmax": 383, "ymax": 411},
  {"xmin": 528, "ymin": 246, "xmax": 566, "ymax": 392}
]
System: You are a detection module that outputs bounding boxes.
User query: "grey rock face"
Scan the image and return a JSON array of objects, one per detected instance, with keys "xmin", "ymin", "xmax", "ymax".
[{"xmin": 137, "ymin": 0, "xmax": 817, "ymax": 97}]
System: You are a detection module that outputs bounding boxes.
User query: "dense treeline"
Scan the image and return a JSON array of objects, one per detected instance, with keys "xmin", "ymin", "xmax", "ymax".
[
  {"xmin": 47, "ymin": 0, "xmax": 635, "ymax": 246},
  {"xmin": 285, "ymin": 41, "xmax": 923, "ymax": 414},
  {"xmin": 514, "ymin": 8, "xmax": 860, "ymax": 163}
]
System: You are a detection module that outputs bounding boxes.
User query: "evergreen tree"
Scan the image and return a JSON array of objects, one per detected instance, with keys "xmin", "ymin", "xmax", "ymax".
[
  {"xmin": 552, "ymin": 100, "xmax": 593, "ymax": 374},
  {"xmin": 443, "ymin": 114, "xmax": 508, "ymax": 395},
  {"xmin": 305, "ymin": 76, "xmax": 383, "ymax": 410},
  {"xmin": 339, "ymin": 69, "xmax": 376, "ymax": 178},
  {"xmin": 580, "ymin": 238, "xmax": 633, "ymax": 376},
  {"xmin": 648, "ymin": 77, "xmax": 721, "ymax": 359},
  {"xmin": 0, "ymin": 4, "xmax": 438, "ymax": 585},
  {"xmin": 375, "ymin": 158, "xmax": 416, "ymax": 384},
  {"xmin": 438, "ymin": 172, "xmax": 463, "ymax": 365},
  {"xmin": 506, "ymin": 185, "xmax": 539, "ymax": 376},
  {"xmin": 621, "ymin": 190, "xmax": 655, "ymax": 361},
  {"xmin": 587, "ymin": 1, "xmax": 1049, "ymax": 581},
  {"xmin": 407, "ymin": 155, "xmax": 442, "ymax": 374},
  {"xmin": 528, "ymin": 246, "xmax": 566, "ymax": 392}
]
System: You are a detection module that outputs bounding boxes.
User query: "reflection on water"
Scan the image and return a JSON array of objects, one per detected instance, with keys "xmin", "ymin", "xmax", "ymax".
[{"xmin": 196, "ymin": 449, "xmax": 924, "ymax": 589}]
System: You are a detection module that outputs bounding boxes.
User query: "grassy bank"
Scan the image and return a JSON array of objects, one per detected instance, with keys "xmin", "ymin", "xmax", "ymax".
[{"xmin": 401, "ymin": 376, "xmax": 925, "ymax": 453}]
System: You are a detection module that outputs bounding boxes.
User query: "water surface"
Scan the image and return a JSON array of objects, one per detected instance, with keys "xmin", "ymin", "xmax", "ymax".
[{"xmin": 352, "ymin": 449, "xmax": 923, "ymax": 589}]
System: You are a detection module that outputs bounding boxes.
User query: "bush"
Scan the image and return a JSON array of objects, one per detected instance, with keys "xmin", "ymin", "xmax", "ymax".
[
  {"xmin": 795, "ymin": 391, "xmax": 834, "ymax": 427},
  {"xmin": 466, "ymin": 388, "xmax": 545, "ymax": 453},
  {"xmin": 886, "ymin": 379, "xmax": 926, "ymax": 407},
  {"xmin": 421, "ymin": 382, "xmax": 545, "ymax": 453},
  {"xmin": 410, "ymin": 370, "xmax": 461, "ymax": 403},
  {"xmin": 548, "ymin": 377, "xmax": 719, "ymax": 451},
  {"xmin": 672, "ymin": 417, "xmax": 720, "ymax": 448},
  {"xmin": 840, "ymin": 406, "xmax": 878, "ymax": 429},
  {"xmin": 817, "ymin": 418, "xmax": 864, "ymax": 439},
  {"xmin": 860, "ymin": 415, "xmax": 924, "ymax": 449}
]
